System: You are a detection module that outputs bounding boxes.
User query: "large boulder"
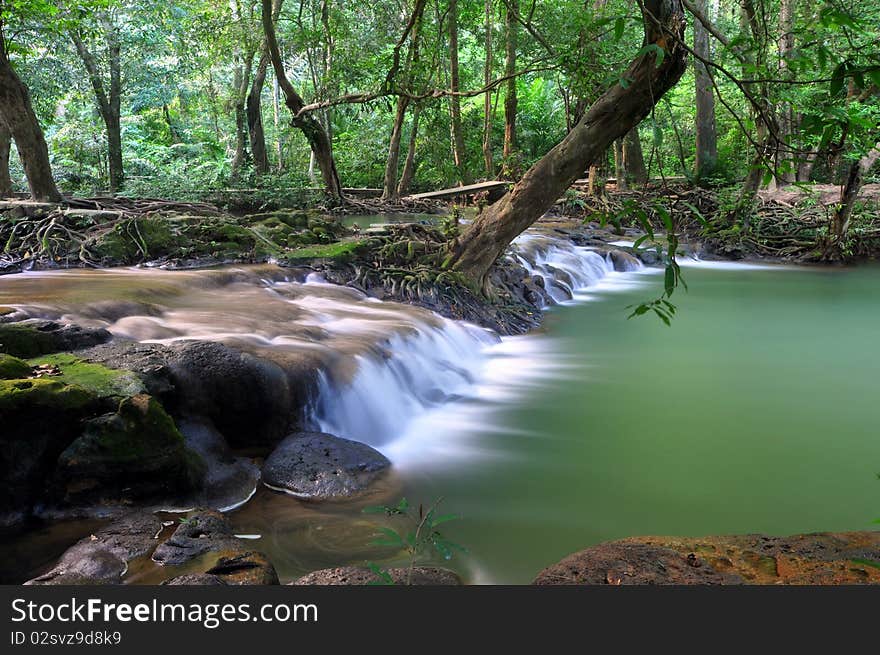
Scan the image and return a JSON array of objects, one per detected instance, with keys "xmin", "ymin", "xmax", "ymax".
[
  {"xmin": 293, "ymin": 566, "xmax": 461, "ymax": 586},
  {"xmin": 54, "ymin": 394, "xmax": 205, "ymax": 505},
  {"xmin": 533, "ymin": 532, "xmax": 880, "ymax": 585},
  {"xmin": 262, "ymin": 432, "xmax": 391, "ymax": 500},
  {"xmin": 26, "ymin": 512, "xmax": 163, "ymax": 585}
]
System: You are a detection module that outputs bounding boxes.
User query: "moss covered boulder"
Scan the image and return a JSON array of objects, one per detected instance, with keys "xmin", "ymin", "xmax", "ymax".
[
  {"xmin": 0, "ymin": 378, "xmax": 98, "ymax": 518},
  {"xmin": 55, "ymin": 394, "xmax": 205, "ymax": 504},
  {"xmin": 0, "ymin": 354, "xmax": 31, "ymax": 379}
]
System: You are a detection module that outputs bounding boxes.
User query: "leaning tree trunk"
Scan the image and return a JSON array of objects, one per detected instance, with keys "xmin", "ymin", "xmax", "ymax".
[
  {"xmin": 0, "ymin": 123, "xmax": 12, "ymax": 197},
  {"xmin": 447, "ymin": 0, "xmax": 688, "ymax": 285},
  {"xmin": 262, "ymin": 0, "xmax": 343, "ymax": 202},
  {"xmin": 0, "ymin": 37, "xmax": 61, "ymax": 202},
  {"xmin": 827, "ymin": 142, "xmax": 880, "ymax": 258}
]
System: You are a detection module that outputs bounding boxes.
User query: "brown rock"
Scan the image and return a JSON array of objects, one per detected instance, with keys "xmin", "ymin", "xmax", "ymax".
[{"xmin": 292, "ymin": 565, "xmax": 461, "ymax": 586}]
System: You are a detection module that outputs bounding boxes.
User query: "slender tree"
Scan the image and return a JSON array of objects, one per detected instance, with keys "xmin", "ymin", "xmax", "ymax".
[
  {"xmin": 449, "ymin": 0, "xmax": 470, "ymax": 185},
  {"xmin": 500, "ymin": 0, "xmax": 517, "ymax": 178},
  {"xmin": 693, "ymin": 0, "xmax": 717, "ymax": 184}
]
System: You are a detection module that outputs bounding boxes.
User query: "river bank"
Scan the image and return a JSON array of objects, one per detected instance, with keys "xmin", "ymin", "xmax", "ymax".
[{"xmin": 1, "ymin": 198, "xmax": 878, "ymax": 585}]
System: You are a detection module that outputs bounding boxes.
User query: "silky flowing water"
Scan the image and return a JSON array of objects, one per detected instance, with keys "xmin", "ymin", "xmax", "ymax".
[{"xmin": 2, "ymin": 232, "xmax": 880, "ymax": 584}]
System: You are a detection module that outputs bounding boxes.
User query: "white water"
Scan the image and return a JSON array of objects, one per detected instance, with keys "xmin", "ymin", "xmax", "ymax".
[{"xmin": 312, "ymin": 234, "xmax": 653, "ymax": 468}]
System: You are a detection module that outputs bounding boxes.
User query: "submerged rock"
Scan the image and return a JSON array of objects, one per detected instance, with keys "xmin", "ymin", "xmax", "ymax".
[
  {"xmin": 262, "ymin": 431, "xmax": 391, "ymax": 500},
  {"xmin": 533, "ymin": 532, "xmax": 880, "ymax": 585},
  {"xmin": 152, "ymin": 509, "xmax": 279, "ymax": 585},
  {"xmin": 54, "ymin": 394, "xmax": 205, "ymax": 504},
  {"xmin": 151, "ymin": 509, "xmax": 241, "ymax": 566},
  {"xmin": 293, "ymin": 566, "xmax": 461, "ymax": 586},
  {"xmin": 26, "ymin": 512, "xmax": 163, "ymax": 585}
]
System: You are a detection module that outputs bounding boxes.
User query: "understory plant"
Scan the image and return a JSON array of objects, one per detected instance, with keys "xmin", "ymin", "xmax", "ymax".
[{"xmin": 363, "ymin": 498, "xmax": 465, "ymax": 585}]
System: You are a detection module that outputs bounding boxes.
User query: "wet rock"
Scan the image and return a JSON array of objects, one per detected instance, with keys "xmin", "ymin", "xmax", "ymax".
[
  {"xmin": 204, "ymin": 550, "xmax": 279, "ymax": 585},
  {"xmin": 26, "ymin": 512, "xmax": 163, "ymax": 585},
  {"xmin": 262, "ymin": 432, "xmax": 391, "ymax": 500},
  {"xmin": 607, "ymin": 249, "xmax": 642, "ymax": 272},
  {"xmin": 177, "ymin": 419, "xmax": 260, "ymax": 512},
  {"xmin": 54, "ymin": 394, "xmax": 205, "ymax": 505},
  {"xmin": 0, "ymin": 378, "xmax": 97, "ymax": 518},
  {"xmin": 0, "ymin": 319, "xmax": 111, "ymax": 358},
  {"xmin": 162, "ymin": 573, "xmax": 227, "ymax": 586},
  {"xmin": 164, "ymin": 341, "xmax": 306, "ymax": 448},
  {"xmin": 293, "ymin": 566, "xmax": 461, "ymax": 586},
  {"xmin": 534, "ymin": 532, "xmax": 880, "ymax": 585},
  {"xmin": 151, "ymin": 509, "xmax": 241, "ymax": 567}
]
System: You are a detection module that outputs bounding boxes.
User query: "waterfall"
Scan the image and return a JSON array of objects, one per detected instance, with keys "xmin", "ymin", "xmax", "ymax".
[{"xmin": 310, "ymin": 233, "xmax": 647, "ymax": 463}]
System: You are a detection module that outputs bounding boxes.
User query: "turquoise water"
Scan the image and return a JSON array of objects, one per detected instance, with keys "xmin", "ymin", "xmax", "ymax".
[{"xmin": 387, "ymin": 262, "xmax": 880, "ymax": 583}]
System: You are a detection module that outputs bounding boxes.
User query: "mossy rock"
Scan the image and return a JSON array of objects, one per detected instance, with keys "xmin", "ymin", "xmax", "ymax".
[
  {"xmin": 282, "ymin": 239, "xmax": 369, "ymax": 264},
  {"xmin": 0, "ymin": 378, "xmax": 99, "ymax": 514},
  {"xmin": 0, "ymin": 320, "xmax": 111, "ymax": 358},
  {"xmin": 26, "ymin": 353, "xmax": 144, "ymax": 398},
  {"xmin": 0, "ymin": 354, "xmax": 32, "ymax": 379},
  {"xmin": 56, "ymin": 394, "xmax": 205, "ymax": 502},
  {"xmin": 0, "ymin": 377, "xmax": 95, "ymax": 415}
]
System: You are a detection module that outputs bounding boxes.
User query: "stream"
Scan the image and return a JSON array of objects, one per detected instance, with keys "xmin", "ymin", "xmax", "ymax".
[{"xmin": 2, "ymin": 225, "xmax": 879, "ymax": 584}]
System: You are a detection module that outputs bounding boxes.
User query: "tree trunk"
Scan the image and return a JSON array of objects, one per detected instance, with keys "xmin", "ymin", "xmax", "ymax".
[
  {"xmin": 447, "ymin": 0, "xmax": 688, "ymax": 285},
  {"xmin": 70, "ymin": 13, "xmax": 124, "ymax": 193},
  {"xmin": 624, "ymin": 128, "xmax": 648, "ymax": 186},
  {"xmin": 449, "ymin": 0, "xmax": 469, "ymax": 185},
  {"xmin": 501, "ymin": 0, "xmax": 518, "ymax": 178},
  {"xmin": 827, "ymin": 143, "xmax": 880, "ymax": 257},
  {"xmin": 614, "ymin": 139, "xmax": 627, "ymax": 191},
  {"xmin": 0, "ymin": 36, "xmax": 61, "ymax": 202},
  {"xmin": 230, "ymin": 50, "xmax": 255, "ymax": 185},
  {"xmin": 776, "ymin": 0, "xmax": 796, "ymax": 184},
  {"xmin": 262, "ymin": 0, "xmax": 343, "ymax": 201},
  {"xmin": 0, "ymin": 123, "xmax": 12, "ymax": 197},
  {"xmin": 693, "ymin": 0, "xmax": 717, "ymax": 184},
  {"xmin": 247, "ymin": 50, "xmax": 271, "ymax": 176},
  {"xmin": 382, "ymin": 97, "xmax": 410, "ymax": 200},
  {"xmin": 482, "ymin": 0, "xmax": 494, "ymax": 176},
  {"xmin": 397, "ymin": 105, "xmax": 421, "ymax": 196}
]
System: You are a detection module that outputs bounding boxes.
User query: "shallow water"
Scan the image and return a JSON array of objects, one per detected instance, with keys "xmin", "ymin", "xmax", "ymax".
[{"xmin": 2, "ymin": 243, "xmax": 879, "ymax": 584}]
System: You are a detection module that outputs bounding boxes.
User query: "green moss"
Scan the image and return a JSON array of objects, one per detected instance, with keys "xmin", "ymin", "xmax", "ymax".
[
  {"xmin": 283, "ymin": 239, "xmax": 368, "ymax": 263},
  {"xmin": 0, "ymin": 323, "xmax": 55, "ymax": 358},
  {"xmin": 25, "ymin": 354, "xmax": 145, "ymax": 398},
  {"xmin": 0, "ymin": 354, "xmax": 32, "ymax": 379},
  {"xmin": 0, "ymin": 378, "xmax": 95, "ymax": 414}
]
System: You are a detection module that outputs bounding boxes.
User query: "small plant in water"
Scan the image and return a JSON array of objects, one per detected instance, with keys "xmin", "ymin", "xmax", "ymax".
[{"xmin": 363, "ymin": 497, "xmax": 465, "ymax": 585}]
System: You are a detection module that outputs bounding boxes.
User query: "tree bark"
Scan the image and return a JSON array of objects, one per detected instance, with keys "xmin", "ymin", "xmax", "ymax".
[
  {"xmin": 693, "ymin": 0, "xmax": 717, "ymax": 184},
  {"xmin": 0, "ymin": 35, "xmax": 61, "ymax": 202},
  {"xmin": 0, "ymin": 122, "xmax": 12, "ymax": 197},
  {"xmin": 247, "ymin": 50, "xmax": 271, "ymax": 176},
  {"xmin": 397, "ymin": 105, "xmax": 421, "ymax": 196},
  {"xmin": 447, "ymin": 0, "xmax": 688, "ymax": 285},
  {"xmin": 614, "ymin": 139, "xmax": 627, "ymax": 191},
  {"xmin": 449, "ymin": 0, "xmax": 469, "ymax": 185},
  {"xmin": 262, "ymin": 0, "xmax": 343, "ymax": 201},
  {"xmin": 230, "ymin": 49, "xmax": 255, "ymax": 184},
  {"xmin": 828, "ymin": 143, "xmax": 880, "ymax": 257},
  {"xmin": 776, "ymin": 0, "xmax": 796, "ymax": 184},
  {"xmin": 501, "ymin": 0, "xmax": 518, "ymax": 178},
  {"xmin": 382, "ymin": 97, "xmax": 410, "ymax": 200},
  {"xmin": 70, "ymin": 13, "xmax": 124, "ymax": 193},
  {"xmin": 624, "ymin": 128, "xmax": 648, "ymax": 186},
  {"xmin": 482, "ymin": 0, "xmax": 494, "ymax": 176}
]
